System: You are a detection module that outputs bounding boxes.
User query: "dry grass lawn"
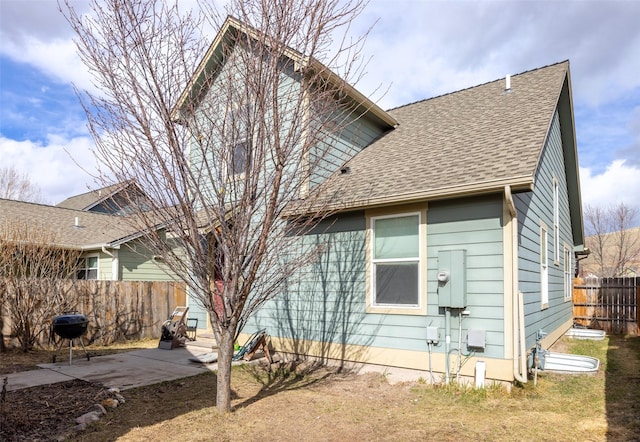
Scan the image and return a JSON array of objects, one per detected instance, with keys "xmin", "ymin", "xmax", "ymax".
[{"xmin": 2, "ymin": 335, "xmax": 638, "ymax": 441}]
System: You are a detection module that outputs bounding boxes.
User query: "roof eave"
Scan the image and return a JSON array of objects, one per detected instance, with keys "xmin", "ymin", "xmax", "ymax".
[
  {"xmin": 171, "ymin": 16, "xmax": 239, "ymax": 122},
  {"xmin": 560, "ymin": 67, "xmax": 585, "ymax": 247},
  {"xmin": 285, "ymin": 175, "xmax": 534, "ymax": 217}
]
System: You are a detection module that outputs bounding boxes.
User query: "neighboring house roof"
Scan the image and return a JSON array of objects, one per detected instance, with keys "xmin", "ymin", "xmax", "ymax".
[
  {"xmin": 0, "ymin": 198, "xmax": 143, "ymax": 250},
  {"xmin": 56, "ymin": 181, "xmax": 142, "ymax": 212},
  {"xmin": 296, "ymin": 61, "xmax": 574, "ymax": 213},
  {"xmin": 171, "ymin": 15, "xmax": 397, "ymax": 129}
]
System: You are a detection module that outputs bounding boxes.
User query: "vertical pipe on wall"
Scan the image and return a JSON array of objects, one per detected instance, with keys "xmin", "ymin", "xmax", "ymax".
[
  {"xmin": 505, "ymin": 186, "xmax": 527, "ymax": 383},
  {"xmin": 445, "ymin": 307, "xmax": 451, "ymax": 383},
  {"xmin": 427, "ymin": 341, "xmax": 435, "ymax": 384}
]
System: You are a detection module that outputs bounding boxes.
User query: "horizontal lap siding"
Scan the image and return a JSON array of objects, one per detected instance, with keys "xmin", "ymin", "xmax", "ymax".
[
  {"xmin": 515, "ymin": 110, "xmax": 573, "ymax": 348},
  {"xmin": 251, "ymin": 195, "xmax": 506, "ymax": 361},
  {"xmin": 250, "ymin": 211, "xmax": 374, "ymax": 349},
  {"xmin": 95, "ymin": 252, "xmax": 112, "ymax": 280},
  {"xmin": 427, "ymin": 195, "xmax": 505, "ymax": 358},
  {"xmin": 310, "ymin": 114, "xmax": 387, "ymax": 189},
  {"xmin": 189, "ymin": 45, "xmax": 303, "ymax": 209},
  {"xmin": 119, "ymin": 239, "xmax": 176, "ymax": 282}
]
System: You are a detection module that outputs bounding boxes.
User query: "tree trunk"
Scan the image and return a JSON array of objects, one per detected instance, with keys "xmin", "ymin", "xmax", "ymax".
[
  {"xmin": 0, "ymin": 310, "xmax": 5, "ymax": 353},
  {"xmin": 216, "ymin": 326, "xmax": 235, "ymax": 412}
]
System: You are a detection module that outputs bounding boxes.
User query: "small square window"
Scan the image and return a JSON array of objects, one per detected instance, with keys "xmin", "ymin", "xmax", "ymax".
[{"xmin": 77, "ymin": 256, "xmax": 98, "ymax": 280}]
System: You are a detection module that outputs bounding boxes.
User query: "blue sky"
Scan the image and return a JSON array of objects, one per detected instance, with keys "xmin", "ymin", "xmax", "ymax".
[{"xmin": 1, "ymin": 0, "xmax": 639, "ymax": 223}]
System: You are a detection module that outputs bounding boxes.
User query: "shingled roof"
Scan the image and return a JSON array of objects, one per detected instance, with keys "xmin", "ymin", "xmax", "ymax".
[
  {"xmin": 296, "ymin": 61, "xmax": 572, "ymax": 213},
  {"xmin": 0, "ymin": 199, "xmax": 142, "ymax": 249},
  {"xmin": 56, "ymin": 181, "xmax": 139, "ymax": 212}
]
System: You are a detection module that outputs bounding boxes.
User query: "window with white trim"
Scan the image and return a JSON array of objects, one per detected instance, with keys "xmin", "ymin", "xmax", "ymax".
[
  {"xmin": 553, "ymin": 178, "xmax": 560, "ymax": 263},
  {"xmin": 540, "ymin": 224, "xmax": 549, "ymax": 308},
  {"xmin": 371, "ymin": 213, "xmax": 421, "ymax": 307},
  {"xmin": 564, "ymin": 245, "xmax": 573, "ymax": 301},
  {"xmin": 77, "ymin": 255, "xmax": 98, "ymax": 280}
]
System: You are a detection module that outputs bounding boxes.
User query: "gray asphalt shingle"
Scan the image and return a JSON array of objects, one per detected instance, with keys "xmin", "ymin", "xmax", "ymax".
[
  {"xmin": 0, "ymin": 199, "xmax": 139, "ymax": 249},
  {"xmin": 299, "ymin": 61, "xmax": 569, "ymax": 212}
]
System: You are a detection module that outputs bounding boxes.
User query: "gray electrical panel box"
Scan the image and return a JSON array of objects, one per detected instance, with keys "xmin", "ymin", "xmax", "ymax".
[
  {"xmin": 437, "ymin": 249, "xmax": 467, "ymax": 308},
  {"xmin": 467, "ymin": 329, "xmax": 486, "ymax": 349}
]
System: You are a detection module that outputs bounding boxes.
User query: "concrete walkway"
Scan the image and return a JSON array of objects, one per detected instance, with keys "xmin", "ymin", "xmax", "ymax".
[{"xmin": 3, "ymin": 338, "xmax": 220, "ymax": 392}]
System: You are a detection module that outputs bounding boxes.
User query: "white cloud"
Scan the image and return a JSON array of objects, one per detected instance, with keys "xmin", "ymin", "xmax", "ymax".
[
  {"xmin": 580, "ymin": 160, "xmax": 640, "ymax": 218},
  {"xmin": 0, "ymin": 1, "xmax": 96, "ymax": 91},
  {"xmin": 1, "ymin": 35, "xmax": 95, "ymax": 93},
  {"xmin": 0, "ymin": 135, "xmax": 98, "ymax": 205},
  {"xmin": 353, "ymin": 0, "xmax": 640, "ymax": 109}
]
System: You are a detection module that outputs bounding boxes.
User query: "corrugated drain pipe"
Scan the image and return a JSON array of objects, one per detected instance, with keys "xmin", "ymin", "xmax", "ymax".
[{"xmin": 505, "ymin": 186, "xmax": 527, "ymax": 383}]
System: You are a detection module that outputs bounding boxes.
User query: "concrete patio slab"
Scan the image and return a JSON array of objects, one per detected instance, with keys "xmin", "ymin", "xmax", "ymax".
[
  {"xmin": 3, "ymin": 369, "xmax": 76, "ymax": 392},
  {"xmin": 3, "ymin": 340, "xmax": 220, "ymax": 392}
]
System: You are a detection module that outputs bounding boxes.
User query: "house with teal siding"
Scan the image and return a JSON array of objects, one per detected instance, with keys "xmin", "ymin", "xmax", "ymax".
[
  {"xmin": 181, "ymin": 17, "xmax": 584, "ymax": 384},
  {"xmin": 0, "ymin": 198, "xmax": 176, "ymax": 282}
]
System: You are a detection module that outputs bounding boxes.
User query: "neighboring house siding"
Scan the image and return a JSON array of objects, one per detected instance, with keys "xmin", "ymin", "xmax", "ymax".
[
  {"xmin": 250, "ymin": 194, "xmax": 505, "ymax": 360},
  {"xmin": 515, "ymin": 110, "xmax": 573, "ymax": 348},
  {"xmin": 97, "ymin": 252, "xmax": 113, "ymax": 280},
  {"xmin": 90, "ymin": 192, "xmax": 146, "ymax": 215},
  {"xmin": 118, "ymin": 239, "xmax": 175, "ymax": 282}
]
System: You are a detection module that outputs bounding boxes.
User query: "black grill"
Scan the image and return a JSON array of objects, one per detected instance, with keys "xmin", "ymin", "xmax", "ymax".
[
  {"xmin": 52, "ymin": 313, "xmax": 89, "ymax": 339},
  {"xmin": 51, "ymin": 312, "xmax": 90, "ymax": 365}
]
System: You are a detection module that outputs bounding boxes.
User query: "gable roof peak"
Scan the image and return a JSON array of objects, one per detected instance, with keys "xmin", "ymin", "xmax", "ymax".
[
  {"xmin": 389, "ymin": 60, "xmax": 569, "ymax": 113},
  {"xmin": 291, "ymin": 59, "xmax": 574, "ymax": 214},
  {"xmin": 56, "ymin": 180, "xmax": 140, "ymax": 211},
  {"xmin": 172, "ymin": 16, "xmax": 397, "ymax": 128}
]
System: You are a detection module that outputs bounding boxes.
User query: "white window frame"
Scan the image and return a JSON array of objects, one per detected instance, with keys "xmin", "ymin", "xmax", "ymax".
[
  {"xmin": 564, "ymin": 244, "xmax": 573, "ymax": 301},
  {"xmin": 540, "ymin": 223, "xmax": 549, "ymax": 309},
  {"xmin": 366, "ymin": 206, "xmax": 427, "ymax": 315},
  {"xmin": 553, "ymin": 177, "xmax": 560, "ymax": 265},
  {"xmin": 77, "ymin": 254, "xmax": 99, "ymax": 280}
]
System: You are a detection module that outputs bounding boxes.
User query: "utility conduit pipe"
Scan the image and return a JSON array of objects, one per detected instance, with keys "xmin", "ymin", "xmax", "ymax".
[
  {"xmin": 445, "ymin": 307, "xmax": 451, "ymax": 383},
  {"xmin": 505, "ymin": 186, "xmax": 527, "ymax": 383}
]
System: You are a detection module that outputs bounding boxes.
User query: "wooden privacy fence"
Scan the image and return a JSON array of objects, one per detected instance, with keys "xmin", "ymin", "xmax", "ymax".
[
  {"xmin": 573, "ymin": 276, "xmax": 639, "ymax": 335},
  {"xmin": 2, "ymin": 280, "xmax": 187, "ymax": 346}
]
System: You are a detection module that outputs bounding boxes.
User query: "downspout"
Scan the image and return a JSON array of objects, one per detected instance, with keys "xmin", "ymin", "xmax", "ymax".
[
  {"xmin": 505, "ymin": 185, "xmax": 527, "ymax": 383},
  {"xmin": 101, "ymin": 245, "xmax": 119, "ymax": 281}
]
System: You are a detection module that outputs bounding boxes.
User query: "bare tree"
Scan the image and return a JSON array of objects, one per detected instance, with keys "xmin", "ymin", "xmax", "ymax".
[
  {"xmin": 63, "ymin": 0, "xmax": 372, "ymax": 411},
  {"xmin": 0, "ymin": 166, "xmax": 44, "ymax": 203},
  {"xmin": 584, "ymin": 202, "xmax": 640, "ymax": 277},
  {"xmin": 0, "ymin": 220, "xmax": 82, "ymax": 351}
]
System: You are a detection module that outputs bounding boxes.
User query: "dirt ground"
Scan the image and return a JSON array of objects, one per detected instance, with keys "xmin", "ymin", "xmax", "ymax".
[
  {"xmin": 1, "ymin": 336, "xmax": 638, "ymax": 442},
  {"xmin": 0, "ymin": 341, "xmax": 157, "ymax": 441},
  {"xmin": 0, "ymin": 379, "xmax": 108, "ymax": 441}
]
